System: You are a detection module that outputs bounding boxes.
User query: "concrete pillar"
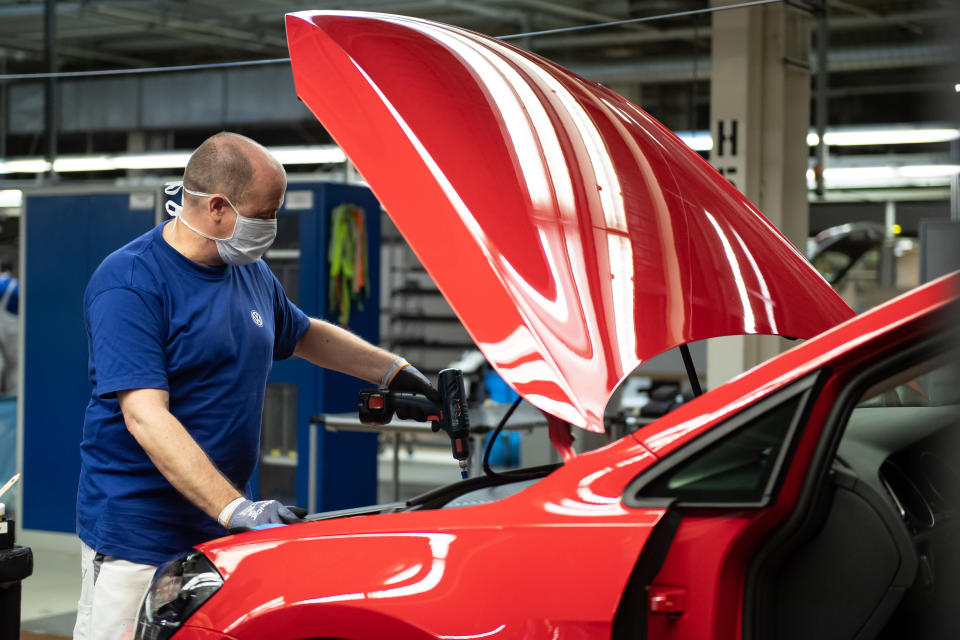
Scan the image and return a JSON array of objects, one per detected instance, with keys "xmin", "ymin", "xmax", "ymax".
[
  {"xmin": 126, "ymin": 131, "xmax": 146, "ymax": 180},
  {"xmin": 126, "ymin": 131, "xmax": 146, "ymax": 153},
  {"xmin": 879, "ymin": 201, "xmax": 897, "ymax": 288},
  {"xmin": 345, "ymin": 158, "xmax": 360, "ymax": 184},
  {"xmin": 951, "ymin": 139, "xmax": 959, "ymax": 222},
  {"xmin": 706, "ymin": 0, "xmax": 813, "ymax": 388},
  {"xmin": 0, "ymin": 56, "xmax": 6, "ymax": 158}
]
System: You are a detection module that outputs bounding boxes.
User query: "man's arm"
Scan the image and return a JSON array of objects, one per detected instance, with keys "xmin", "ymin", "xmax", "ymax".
[
  {"xmin": 293, "ymin": 318, "xmax": 398, "ymax": 383},
  {"xmin": 292, "ymin": 318, "xmax": 440, "ymax": 401},
  {"xmin": 118, "ymin": 388, "xmax": 241, "ymax": 520}
]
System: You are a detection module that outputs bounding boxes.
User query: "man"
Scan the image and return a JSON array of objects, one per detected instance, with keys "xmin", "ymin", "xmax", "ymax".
[
  {"xmin": 74, "ymin": 132, "xmax": 436, "ymax": 639},
  {"xmin": 0, "ymin": 266, "xmax": 18, "ymax": 395}
]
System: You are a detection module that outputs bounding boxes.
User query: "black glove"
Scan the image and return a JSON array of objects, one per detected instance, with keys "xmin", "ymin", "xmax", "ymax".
[{"xmin": 387, "ymin": 361, "xmax": 440, "ymax": 403}]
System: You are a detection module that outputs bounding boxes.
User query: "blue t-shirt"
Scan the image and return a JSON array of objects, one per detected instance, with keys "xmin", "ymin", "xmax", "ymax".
[{"xmin": 77, "ymin": 221, "xmax": 310, "ymax": 566}]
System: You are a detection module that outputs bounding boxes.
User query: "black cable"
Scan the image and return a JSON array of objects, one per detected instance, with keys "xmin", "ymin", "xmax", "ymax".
[{"xmin": 482, "ymin": 396, "xmax": 523, "ymax": 477}]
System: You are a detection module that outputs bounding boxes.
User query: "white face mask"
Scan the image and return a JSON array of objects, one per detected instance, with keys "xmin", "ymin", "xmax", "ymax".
[{"xmin": 164, "ymin": 181, "xmax": 277, "ymax": 266}]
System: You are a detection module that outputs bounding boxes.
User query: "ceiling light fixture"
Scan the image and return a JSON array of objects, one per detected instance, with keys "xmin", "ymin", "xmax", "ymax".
[
  {"xmin": 676, "ymin": 131, "xmax": 713, "ymax": 152},
  {"xmin": 112, "ymin": 152, "xmax": 194, "ymax": 170},
  {"xmin": 52, "ymin": 156, "xmax": 115, "ymax": 172},
  {"xmin": 821, "ymin": 127, "xmax": 960, "ymax": 146},
  {"xmin": 0, "ymin": 159, "xmax": 51, "ymax": 174},
  {"xmin": 271, "ymin": 147, "xmax": 347, "ymax": 165},
  {"xmin": 804, "ymin": 128, "xmax": 960, "ymax": 147},
  {"xmin": 806, "ymin": 164, "xmax": 960, "ymax": 189},
  {"xmin": 0, "ymin": 190, "xmax": 23, "ymax": 208},
  {"xmin": 683, "ymin": 126, "xmax": 960, "ymax": 152},
  {"xmin": 0, "ymin": 145, "xmax": 347, "ymax": 175}
]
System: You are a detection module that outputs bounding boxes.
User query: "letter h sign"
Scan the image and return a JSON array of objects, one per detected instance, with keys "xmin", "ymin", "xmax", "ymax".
[{"xmin": 713, "ymin": 118, "xmax": 740, "ymax": 189}]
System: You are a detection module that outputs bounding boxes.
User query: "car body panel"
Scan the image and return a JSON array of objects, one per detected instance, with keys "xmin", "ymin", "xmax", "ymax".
[
  {"xmin": 168, "ymin": 628, "xmax": 235, "ymax": 640},
  {"xmin": 643, "ymin": 375, "xmax": 845, "ymax": 640},
  {"xmin": 639, "ymin": 271, "xmax": 959, "ymax": 639},
  {"xmin": 285, "ymin": 10, "xmax": 853, "ymax": 432},
  {"xmin": 193, "ymin": 438, "xmax": 665, "ymax": 638}
]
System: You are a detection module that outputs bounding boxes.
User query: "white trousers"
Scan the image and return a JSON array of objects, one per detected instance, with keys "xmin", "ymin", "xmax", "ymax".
[{"xmin": 73, "ymin": 541, "xmax": 157, "ymax": 640}]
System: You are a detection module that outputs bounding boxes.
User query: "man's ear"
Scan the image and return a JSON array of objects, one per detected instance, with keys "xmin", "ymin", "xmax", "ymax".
[{"xmin": 207, "ymin": 194, "xmax": 229, "ymax": 219}]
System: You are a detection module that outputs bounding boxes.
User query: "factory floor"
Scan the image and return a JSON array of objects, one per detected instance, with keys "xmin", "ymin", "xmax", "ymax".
[
  {"xmin": 19, "ymin": 540, "xmax": 79, "ymax": 638},
  {"xmin": 16, "ymin": 446, "xmax": 468, "ymax": 638}
]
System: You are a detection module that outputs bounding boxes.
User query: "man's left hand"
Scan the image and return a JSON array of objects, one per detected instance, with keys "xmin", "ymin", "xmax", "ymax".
[
  {"xmin": 387, "ymin": 361, "xmax": 440, "ymax": 403},
  {"xmin": 225, "ymin": 499, "xmax": 302, "ymax": 533}
]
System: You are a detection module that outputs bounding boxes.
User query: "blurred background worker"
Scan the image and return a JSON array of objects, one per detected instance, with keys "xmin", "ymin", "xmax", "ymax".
[
  {"xmin": 0, "ymin": 265, "xmax": 18, "ymax": 491},
  {"xmin": 74, "ymin": 132, "xmax": 437, "ymax": 640},
  {"xmin": 0, "ymin": 265, "xmax": 18, "ymax": 396}
]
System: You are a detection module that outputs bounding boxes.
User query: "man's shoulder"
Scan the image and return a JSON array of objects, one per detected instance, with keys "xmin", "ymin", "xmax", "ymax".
[
  {"xmin": 239, "ymin": 258, "xmax": 280, "ymax": 289},
  {"xmin": 85, "ymin": 226, "xmax": 164, "ymax": 300}
]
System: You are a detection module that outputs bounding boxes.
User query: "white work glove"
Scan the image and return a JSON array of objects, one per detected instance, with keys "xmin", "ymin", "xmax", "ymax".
[{"xmin": 220, "ymin": 498, "xmax": 302, "ymax": 533}]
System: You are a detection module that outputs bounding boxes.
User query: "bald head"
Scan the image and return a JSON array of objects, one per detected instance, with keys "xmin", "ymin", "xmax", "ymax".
[{"xmin": 183, "ymin": 132, "xmax": 285, "ymax": 207}]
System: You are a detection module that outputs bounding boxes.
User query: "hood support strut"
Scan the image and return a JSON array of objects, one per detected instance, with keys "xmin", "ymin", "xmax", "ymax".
[{"xmin": 679, "ymin": 344, "xmax": 703, "ymax": 397}]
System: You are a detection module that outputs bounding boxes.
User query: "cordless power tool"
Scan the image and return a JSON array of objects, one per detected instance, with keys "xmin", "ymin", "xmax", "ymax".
[{"xmin": 359, "ymin": 368, "xmax": 471, "ymax": 478}]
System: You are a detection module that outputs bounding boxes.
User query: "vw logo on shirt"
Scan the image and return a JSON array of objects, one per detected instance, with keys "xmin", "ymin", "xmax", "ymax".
[{"xmin": 250, "ymin": 310, "xmax": 264, "ymax": 327}]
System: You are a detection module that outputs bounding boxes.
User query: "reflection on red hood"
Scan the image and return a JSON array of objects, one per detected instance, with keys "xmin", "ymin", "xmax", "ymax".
[{"xmin": 286, "ymin": 11, "xmax": 853, "ymax": 432}]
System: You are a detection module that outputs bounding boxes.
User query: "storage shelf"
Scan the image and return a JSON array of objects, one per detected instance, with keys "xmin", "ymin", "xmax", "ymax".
[
  {"xmin": 387, "ymin": 338, "xmax": 475, "ymax": 350},
  {"xmin": 261, "ymin": 454, "xmax": 298, "ymax": 467},
  {"xmin": 390, "ymin": 287, "xmax": 445, "ymax": 297},
  {"xmin": 390, "ymin": 313, "xmax": 462, "ymax": 323}
]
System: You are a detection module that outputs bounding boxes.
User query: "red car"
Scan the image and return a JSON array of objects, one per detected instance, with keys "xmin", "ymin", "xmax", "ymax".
[{"xmin": 134, "ymin": 11, "xmax": 960, "ymax": 640}]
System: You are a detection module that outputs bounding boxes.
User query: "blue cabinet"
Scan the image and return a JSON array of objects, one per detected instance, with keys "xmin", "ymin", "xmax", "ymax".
[
  {"xmin": 22, "ymin": 191, "xmax": 157, "ymax": 533},
  {"xmin": 257, "ymin": 182, "xmax": 381, "ymax": 511}
]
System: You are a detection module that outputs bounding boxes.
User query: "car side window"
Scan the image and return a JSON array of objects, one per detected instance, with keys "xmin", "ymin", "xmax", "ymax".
[{"xmin": 625, "ymin": 380, "xmax": 814, "ymax": 508}]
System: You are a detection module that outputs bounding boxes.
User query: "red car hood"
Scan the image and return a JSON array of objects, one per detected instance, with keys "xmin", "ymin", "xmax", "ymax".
[{"xmin": 285, "ymin": 11, "xmax": 853, "ymax": 432}]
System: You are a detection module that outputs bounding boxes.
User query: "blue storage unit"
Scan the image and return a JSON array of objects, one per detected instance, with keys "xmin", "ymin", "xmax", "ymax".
[
  {"xmin": 257, "ymin": 182, "xmax": 381, "ymax": 512},
  {"xmin": 21, "ymin": 182, "xmax": 381, "ymax": 535},
  {"xmin": 22, "ymin": 191, "xmax": 157, "ymax": 533}
]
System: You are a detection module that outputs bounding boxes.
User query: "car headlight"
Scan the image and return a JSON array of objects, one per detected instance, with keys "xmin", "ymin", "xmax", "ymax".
[{"xmin": 134, "ymin": 552, "xmax": 223, "ymax": 640}]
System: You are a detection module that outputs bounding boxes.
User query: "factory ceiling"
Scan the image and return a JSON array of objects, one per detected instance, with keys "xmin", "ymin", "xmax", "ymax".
[{"xmin": 0, "ymin": 0, "xmax": 956, "ymax": 153}]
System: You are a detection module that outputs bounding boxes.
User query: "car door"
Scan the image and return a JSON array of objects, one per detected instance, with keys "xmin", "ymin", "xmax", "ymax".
[
  {"xmin": 617, "ymin": 275, "xmax": 959, "ymax": 640},
  {"xmin": 753, "ymin": 340, "xmax": 960, "ymax": 640}
]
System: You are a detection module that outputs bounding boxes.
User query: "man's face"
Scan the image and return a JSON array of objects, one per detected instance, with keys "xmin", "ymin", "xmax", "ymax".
[{"xmin": 234, "ymin": 161, "xmax": 286, "ymax": 222}]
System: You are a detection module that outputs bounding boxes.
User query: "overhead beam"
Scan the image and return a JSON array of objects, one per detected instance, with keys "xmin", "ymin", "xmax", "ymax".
[
  {"xmin": 0, "ymin": 0, "xmax": 288, "ymax": 42},
  {"xmin": 91, "ymin": 6, "xmax": 288, "ymax": 55},
  {"xmin": 499, "ymin": 0, "xmax": 653, "ymax": 31},
  {"xmin": 0, "ymin": 36, "xmax": 150, "ymax": 66},
  {"xmin": 0, "ymin": 2, "xmax": 86, "ymax": 18},
  {"xmin": 431, "ymin": 0, "xmax": 527, "ymax": 24},
  {"xmin": 531, "ymin": 9, "xmax": 946, "ymax": 50},
  {"xmin": 568, "ymin": 42, "xmax": 952, "ymax": 83},
  {"xmin": 534, "ymin": 26, "xmax": 704, "ymax": 50},
  {"xmin": 829, "ymin": 0, "xmax": 925, "ymax": 35},
  {"xmin": 475, "ymin": 0, "xmax": 661, "ymax": 37}
]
